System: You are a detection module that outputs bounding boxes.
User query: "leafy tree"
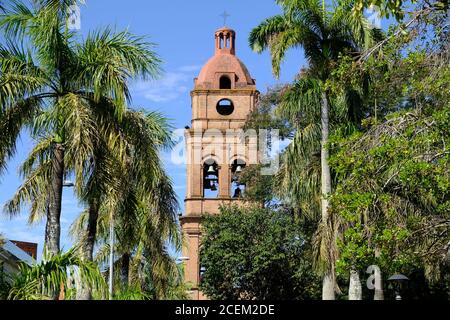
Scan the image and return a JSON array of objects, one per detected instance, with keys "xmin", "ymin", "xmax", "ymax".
[
  {"xmin": 331, "ymin": 105, "xmax": 450, "ymax": 299},
  {"xmin": 351, "ymin": 0, "xmax": 410, "ymax": 19},
  {"xmin": 249, "ymin": 0, "xmax": 381, "ymax": 299},
  {"xmin": 351, "ymin": 0, "xmax": 448, "ymax": 20},
  {"xmin": 200, "ymin": 205, "xmax": 321, "ymax": 300},
  {"xmin": 241, "ymin": 86, "xmax": 293, "ymax": 206},
  {"xmin": 244, "ymin": 85, "xmax": 293, "ymax": 140},
  {"xmin": 328, "ymin": 4, "xmax": 449, "ymax": 299}
]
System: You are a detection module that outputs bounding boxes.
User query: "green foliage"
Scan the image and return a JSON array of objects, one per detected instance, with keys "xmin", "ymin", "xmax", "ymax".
[
  {"xmin": 237, "ymin": 164, "xmax": 276, "ymax": 205},
  {"xmin": 0, "ymin": 262, "xmax": 12, "ymax": 300},
  {"xmin": 113, "ymin": 284, "xmax": 152, "ymax": 300},
  {"xmin": 109, "ymin": 251, "xmax": 190, "ymax": 300},
  {"xmin": 250, "ymin": 0, "xmax": 382, "ymax": 213},
  {"xmin": 244, "ymin": 85, "xmax": 293, "ymax": 140},
  {"xmin": 250, "ymin": 0, "xmax": 382, "ymax": 79},
  {"xmin": 0, "ymin": 0, "xmax": 165, "ymax": 262},
  {"xmin": 247, "ymin": 0, "xmax": 449, "ymax": 300},
  {"xmin": 326, "ymin": 3, "xmax": 449, "ymax": 291},
  {"xmin": 329, "ymin": 20, "xmax": 449, "ymax": 284},
  {"xmin": 249, "ymin": 2, "xmax": 386, "ymax": 301},
  {"xmin": 242, "ymin": 87, "xmax": 294, "ymax": 206},
  {"xmin": 331, "ymin": 104, "xmax": 450, "ymax": 278},
  {"xmin": 1, "ymin": 1, "xmax": 180, "ymax": 301},
  {"xmin": 350, "ymin": 0, "xmax": 411, "ymax": 19},
  {"xmin": 200, "ymin": 205, "xmax": 321, "ymax": 300},
  {"xmin": 350, "ymin": 0, "xmax": 448, "ymax": 20},
  {"xmin": 72, "ymin": 157, "xmax": 181, "ymax": 299},
  {"xmin": 5, "ymin": 249, "xmax": 106, "ymax": 300},
  {"xmin": 1, "ymin": 0, "xmax": 162, "ymax": 218}
]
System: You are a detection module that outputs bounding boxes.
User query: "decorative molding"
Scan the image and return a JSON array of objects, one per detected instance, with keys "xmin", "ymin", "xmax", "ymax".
[{"xmin": 191, "ymin": 89, "xmax": 259, "ymax": 96}]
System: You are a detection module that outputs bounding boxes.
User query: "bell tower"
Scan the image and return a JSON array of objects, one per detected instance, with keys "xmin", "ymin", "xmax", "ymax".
[{"xmin": 180, "ymin": 26, "xmax": 259, "ymax": 300}]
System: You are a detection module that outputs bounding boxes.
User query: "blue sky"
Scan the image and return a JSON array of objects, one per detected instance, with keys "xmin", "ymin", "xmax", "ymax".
[{"xmin": 0, "ymin": 0, "xmax": 305, "ymax": 260}]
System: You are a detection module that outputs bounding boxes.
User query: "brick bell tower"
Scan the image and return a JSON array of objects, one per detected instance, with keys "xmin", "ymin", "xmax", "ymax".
[{"xmin": 180, "ymin": 26, "xmax": 259, "ymax": 300}]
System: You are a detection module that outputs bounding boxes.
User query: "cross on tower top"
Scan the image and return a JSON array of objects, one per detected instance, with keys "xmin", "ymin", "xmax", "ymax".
[{"xmin": 220, "ymin": 11, "xmax": 230, "ymax": 26}]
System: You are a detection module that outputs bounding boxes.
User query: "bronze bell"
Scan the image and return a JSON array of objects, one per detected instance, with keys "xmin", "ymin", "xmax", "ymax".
[{"xmin": 233, "ymin": 186, "xmax": 241, "ymax": 198}]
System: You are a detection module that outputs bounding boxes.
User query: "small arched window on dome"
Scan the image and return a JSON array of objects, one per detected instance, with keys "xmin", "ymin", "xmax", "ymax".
[
  {"xmin": 219, "ymin": 75, "xmax": 232, "ymax": 89},
  {"xmin": 216, "ymin": 99, "xmax": 234, "ymax": 116}
]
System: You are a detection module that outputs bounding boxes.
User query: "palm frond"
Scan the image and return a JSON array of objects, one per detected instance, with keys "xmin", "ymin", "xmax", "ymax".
[
  {"xmin": 7, "ymin": 248, "xmax": 106, "ymax": 300},
  {"xmin": 3, "ymin": 158, "xmax": 52, "ymax": 223},
  {"xmin": 0, "ymin": 0, "xmax": 34, "ymax": 40},
  {"xmin": 249, "ymin": 15, "xmax": 289, "ymax": 54},
  {"xmin": 0, "ymin": 97, "xmax": 42, "ymax": 174},
  {"xmin": 75, "ymin": 28, "xmax": 162, "ymax": 116},
  {"xmin": 277, "ymin": 77, "xmax": 322, "ymax": 123},
  {"xmin": 0, "ymin": 42, "xmax": 50, "ymax": 110}
]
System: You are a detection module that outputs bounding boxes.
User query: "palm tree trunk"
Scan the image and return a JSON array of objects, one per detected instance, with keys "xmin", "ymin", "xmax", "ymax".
[
  {"xmin": 85, "ymin": 201, "xmax": 99, "ymax": 262},
  {"xmin": 320, "ymin": 91, "xmax": 336, "ymax": 300},
  {"xmin": 45, "ymin": 143, "xmax": 64, "ymax": 257},
  {"xmin": 349, "ymin": 269, "xmax": 362, "ymax": 300},
  {"xmin": 374, "ymin": 249, "xmax": 384, "ymax": 300},
  {"xmin": 374, "ymin": 269, "xmax": 384, "ymax": 300},
  {"xmin": 77, "ymin": 200, "xmax": 99, "ymax": 300},
  {"xmin": 120, "ymin": 252, "xmax": 130, "ymax": 288}
]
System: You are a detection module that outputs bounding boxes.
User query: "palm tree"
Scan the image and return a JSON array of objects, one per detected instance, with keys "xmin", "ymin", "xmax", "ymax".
[
  {"xmin": 5, "ymin": 248, "xmax": 106, "ymax": 300},
  {"xmin": 70, "ymin": 109, "xmax": 180, "ymax": 299},
  {"xmin": 71, "ymin": 147, "xmax": 182, "ymax": 299},
  {"xmin": 0, "ymin": 0, "xmax": 160, "ymax": 257},
  {"xmin": 249, "ymin": 0, "xmax": 380, "ymax": 299}
]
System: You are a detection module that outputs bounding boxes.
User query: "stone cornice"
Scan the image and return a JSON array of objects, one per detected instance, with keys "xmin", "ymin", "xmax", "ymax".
[
  {"xmin": 184, "ymin": 196, "xmax": 234, "ymax": 202},
  {"xmin": 191, "ymin": 89, "xmax": 259, "ymax": 96}
]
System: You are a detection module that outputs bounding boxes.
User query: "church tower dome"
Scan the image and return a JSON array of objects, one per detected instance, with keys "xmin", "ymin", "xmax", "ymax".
[{"xmin": 195, "ymin": 27, "xmax": 256, "ymax": 90}]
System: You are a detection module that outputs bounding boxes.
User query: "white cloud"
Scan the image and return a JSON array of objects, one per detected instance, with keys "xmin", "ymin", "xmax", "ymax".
[{"xmin": 133, "ymin": 65, "xmax": 201, "ymax": 103}]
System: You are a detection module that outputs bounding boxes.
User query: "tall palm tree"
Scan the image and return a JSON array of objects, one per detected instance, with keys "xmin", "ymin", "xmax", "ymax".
[
  {"xmin": 71, "ymin": 109, "xmax": 180, "ymax": 299},
  {"xmin": 0, "ymin": 0, "xmax": 160, "ymax": 257},
  {"xmin": 70, "ymin": 120, "xmax": 182, "ymax": 299},
  {"xmin": 249, "ymin": 0, "xmax": 380, "ymax": 299}
]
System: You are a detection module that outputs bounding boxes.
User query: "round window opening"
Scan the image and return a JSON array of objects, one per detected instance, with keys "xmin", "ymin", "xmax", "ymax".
[{"xmin": 216, "ymin": 99, "xmax": 234, "ymax": 116}]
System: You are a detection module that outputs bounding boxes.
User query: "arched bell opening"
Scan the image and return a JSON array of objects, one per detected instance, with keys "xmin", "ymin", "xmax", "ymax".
[
  {"xmin": 203, "ymin": 159, "xmax": 219, "ymax": 198},
  {"xmin": 219, "ymin": 33, "xmax": 224, "ymax": 49},
  {"xmin": 230, "ymin": 159, "xmax": 246, "ymax": 198}
]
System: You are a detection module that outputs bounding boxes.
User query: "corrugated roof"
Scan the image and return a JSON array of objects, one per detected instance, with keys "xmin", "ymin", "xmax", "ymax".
[{"xmin": 0, "ymin": 240, "xmax": 33, "ymax": 266}]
